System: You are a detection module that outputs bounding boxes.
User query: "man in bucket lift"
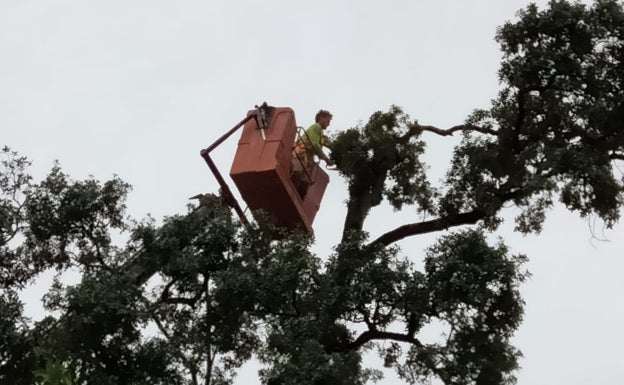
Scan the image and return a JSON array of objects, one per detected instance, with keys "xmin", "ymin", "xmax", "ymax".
[{"xmin": 291, "ymin": 109, "xmax": 335, "ymax": 197}]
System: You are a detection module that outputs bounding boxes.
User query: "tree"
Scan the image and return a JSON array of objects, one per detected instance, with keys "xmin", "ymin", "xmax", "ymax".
[{"xmin": 1, "ymin": 1, "xmax": 624, "ymax": 384}]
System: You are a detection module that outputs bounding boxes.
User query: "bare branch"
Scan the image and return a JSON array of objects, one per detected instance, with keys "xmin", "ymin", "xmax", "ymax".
[
  {"xmin": 370, "ymin": 210, "xmax": 486, "ymax": 247},
  {"xmin": 414, "ymin": 123, "xmax": 497, "ymax": 137},
  {"xmin": 159, "ymin": 278, "xmax": 204, "ymax": 308},
  {"xmin": 342, "ymin": 330, "xmax": 423, "ymax": 352},
  {"xmin": 610, "ymin": 153, "xmax": 624, "ymax": 161},
  {"xmin": 147, "ymin": 298, "xmax": 200, "ymax": 385}
]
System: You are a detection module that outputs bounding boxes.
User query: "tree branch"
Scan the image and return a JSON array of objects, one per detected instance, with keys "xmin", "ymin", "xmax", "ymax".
[
  {"xmin": 74, "ymin": 221, "xmax": 113, "ymax": 272},
  {"xmin": 357, "ymin": 306, "xmax": 375, "ymax": 330},
  {"xmin": 291, "ymin": 288, "xmax": 300, "ymax": 317},
  {"xmin": 159, "ymin": 278, "xmax": 204, "ymax": 308},
  {"xmin": 148, "ymin": 301, "xmax": 200, "ymax": 385},
  {"xmin": 370, "ymin": 210, "xmax": 486, "ymax": 247},
  {"xmin": 610, "ymin": 153, "xmax": 624, "ymax": 161},
  {"xmin": 340, "ymin": 330, "xmax": 423, "ymax": 352},
  {"xmin": 414, "ymin": 124, "xmax": 497, "ymax": 137},
  {"xmin": 2, "ymin": 200, "xmax": 25, "ymax": 245},
  {"xmin": 514, "ymin": 88, "xmax": 527, "ymax": 134},
  {"xmin": 342, "ymin": 175, "xmax": 381, "ymax": 241}
]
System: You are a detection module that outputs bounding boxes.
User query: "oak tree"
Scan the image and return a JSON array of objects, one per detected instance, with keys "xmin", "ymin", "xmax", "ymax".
[{"xmin": 1, "ymin": 1, "xmax": 623, "ymax": 384}]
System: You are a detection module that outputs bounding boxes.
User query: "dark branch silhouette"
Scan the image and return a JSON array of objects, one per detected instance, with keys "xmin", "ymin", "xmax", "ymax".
[
  {"xmin": 339, "ymin": 330, "xmax": 423, "ymax": 352},
  {"xmin": 370, "ymin": 210, "xmax": 486, "ymax": 247},
  {"xmin": 611, "ymin": 153, "xmax": 624, "ymax": 161},
  {"xmin": 414, "ymin": 123, "xmax": 498, "ymax": 137},
  {"xmin": 160, "ymin": 278, "xmax": 205, "ymax": 308}
]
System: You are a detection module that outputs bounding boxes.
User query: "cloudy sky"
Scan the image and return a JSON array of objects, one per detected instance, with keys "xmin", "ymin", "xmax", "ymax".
[{"xmin": 2, "ymin": 0, "xmax": 623, "ymax": 384}]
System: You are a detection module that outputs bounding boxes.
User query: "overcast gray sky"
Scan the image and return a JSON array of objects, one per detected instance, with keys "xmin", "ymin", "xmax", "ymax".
[{"xmin": 2, "ymin": 1, "xmax": 623, "ymax": 384}]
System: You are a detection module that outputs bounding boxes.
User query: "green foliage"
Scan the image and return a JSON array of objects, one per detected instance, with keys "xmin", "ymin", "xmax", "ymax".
[
  {"xmin": 1, "ymin": 147, "xmax": 33, "ymax": 289},
  {"xmin": 451, "ymin": 0, "xmax": 624, "ymax": 230},
  {"xmin": 332, "ymin": 106, "xmax": 435, "ymax": 234},
  {"xmin": 0, "ymin": 291, "xmax": 35, "ymax": 385},
  {"xmin": 23, "ymin": 164, "xmax": 131, "ymax": 271},
  {"xmin": 413, "ymin": 231, "xmax": 526, "ymax": 385},
  {"xmin": 332, "ymin": 106, "xmax": 430, "ymax": 207},
  {"xmin": 1, "ymin": 1, "xmax": 624, "ymax": 385},
  {"xmin": 34, "ymin": 361, "xmax": 72, "ymax": 385}
]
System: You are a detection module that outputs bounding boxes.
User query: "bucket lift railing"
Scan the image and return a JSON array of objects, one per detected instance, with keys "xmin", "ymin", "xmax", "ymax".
[
  {"xmin": 292, "ymin": 125, "xmax": 319, "ymax": 186},
  {"xmin": 199, "ymin": 103, "xmax": 274, "ymax": 226}
]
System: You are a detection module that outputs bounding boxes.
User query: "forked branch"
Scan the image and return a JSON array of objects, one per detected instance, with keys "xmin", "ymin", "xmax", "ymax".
[
  {"xmin": 343, "ymin": 330, "xmax": 423, "ymax": 352},
  {"xmin": 160, "ymin": 278, "xmax": 205, "ymax": 308},
  {"xmin": 611, "ymin": 153, "xmax": 624, "ymax": 161},
  {"xmin": 413, "ymin": 123, "xmax": 498, "ymax": 137}
]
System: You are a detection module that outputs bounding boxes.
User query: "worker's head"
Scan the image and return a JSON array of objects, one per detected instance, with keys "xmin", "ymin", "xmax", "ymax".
[{"xmin": 315, "ymin": 109, "xmax": 333, "ymax": 129}]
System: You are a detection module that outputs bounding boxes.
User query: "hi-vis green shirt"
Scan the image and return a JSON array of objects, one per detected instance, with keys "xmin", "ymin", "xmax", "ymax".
[{"xmin": 301, "ymin": 123, "xmax": 325, "ymax": 156}]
